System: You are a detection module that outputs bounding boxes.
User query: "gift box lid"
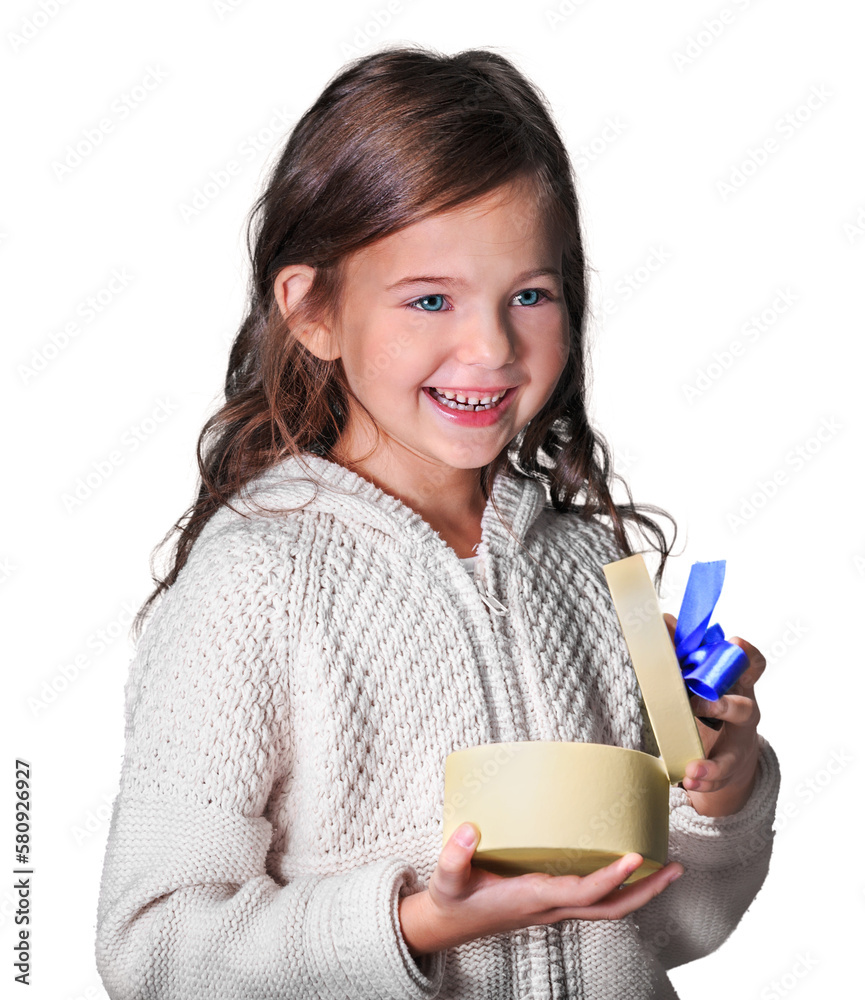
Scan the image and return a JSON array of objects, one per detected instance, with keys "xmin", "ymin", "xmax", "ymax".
[{"xmin": 602, "ymin": 553, "xmax": 705, "ymax": 785}]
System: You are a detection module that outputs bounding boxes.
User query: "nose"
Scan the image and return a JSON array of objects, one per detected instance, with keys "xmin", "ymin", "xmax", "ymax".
[{"xmin": 453, "ymin": 306, "xmax": 516, "ymax": 369}]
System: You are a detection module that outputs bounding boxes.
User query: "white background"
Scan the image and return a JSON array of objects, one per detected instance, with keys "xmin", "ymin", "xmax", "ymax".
[{"xmin": 3, "ymin": 1, "xmax": 862, "ymax": 997}]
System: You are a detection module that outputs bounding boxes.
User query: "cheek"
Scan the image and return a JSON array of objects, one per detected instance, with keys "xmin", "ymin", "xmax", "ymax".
[
  {"xmin": 351, "ymin": 323, "xmax": 431, "ymax": 395},
  {"xmin": 525, "ymin": 318, "xmax": 570, "ymax": 382},
  {"xmin": 550, "ymin": 308, "xmax": 571, "ymax": 369},
  {"xmin": 380, "ymin": 331, "xmax": 435, "ymax": 389},
  {"xmin": 345, "ymin": 325, "xmax": 406, "ymax": 387}
]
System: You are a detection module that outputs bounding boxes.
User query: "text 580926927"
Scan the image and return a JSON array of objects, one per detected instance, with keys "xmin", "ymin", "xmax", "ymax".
[{"xmin": 13, "ymin": 760, "xmax": 32, "ymax": 986}]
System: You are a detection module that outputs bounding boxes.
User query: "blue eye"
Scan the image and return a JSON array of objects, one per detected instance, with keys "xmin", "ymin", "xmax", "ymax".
[
  {"xmin": 408, "ymin": 294, "xmax": 447, "ymax": 312},
  {"xmin": 515, "ymin": 289, "xmax": 549, "ymax": 306},
  {"xmin": 405, "ymin": 288, "xmax": 553, "ymax": 312}
]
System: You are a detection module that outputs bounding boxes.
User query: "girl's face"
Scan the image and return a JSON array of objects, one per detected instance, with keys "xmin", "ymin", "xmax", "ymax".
[{"xmin": 329, "ymin": 176, "xmax": 570, "ymax": 478}]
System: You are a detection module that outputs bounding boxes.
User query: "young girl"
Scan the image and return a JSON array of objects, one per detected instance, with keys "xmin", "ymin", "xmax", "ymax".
[{"xmin": 95, "ymin": 45, "xmax": 779, "ymax": 1000}]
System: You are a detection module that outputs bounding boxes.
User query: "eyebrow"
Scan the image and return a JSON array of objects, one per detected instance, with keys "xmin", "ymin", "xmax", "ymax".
[{"xmin": 386, "ymin": 266, "xmax": 563, "ymax": 293}]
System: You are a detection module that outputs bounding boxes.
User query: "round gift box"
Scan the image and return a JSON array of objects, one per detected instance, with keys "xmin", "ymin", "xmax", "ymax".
[{"xmin": 442, "ymin": 740, "xmax": 671, "ymax": 883}]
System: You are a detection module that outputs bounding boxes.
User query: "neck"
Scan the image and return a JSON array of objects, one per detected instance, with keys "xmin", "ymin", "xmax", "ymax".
[{"xmin": 330, "ymin": 424, "xmax": 488, "ymax": 554}]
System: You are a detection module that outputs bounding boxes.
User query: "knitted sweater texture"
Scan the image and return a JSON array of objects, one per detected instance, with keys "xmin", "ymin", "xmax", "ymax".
[{"xmin": 95, "ymin": 452, "xmax": 780, "ymax": 1000}]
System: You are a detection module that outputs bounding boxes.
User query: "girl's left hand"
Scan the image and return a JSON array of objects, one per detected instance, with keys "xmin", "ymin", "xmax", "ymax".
[{"xmin": 662, "ymin": 613, "xmax": 765, "ymax": 818}]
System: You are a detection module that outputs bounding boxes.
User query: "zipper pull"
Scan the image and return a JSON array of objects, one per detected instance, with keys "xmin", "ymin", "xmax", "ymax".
[
  {"xmin": 479, "ymin": 591, "xmax": 508, "ymax": 616},
  {"xmin": 474, "ymin": 555, "xmax": 508, "ymax": 616}
]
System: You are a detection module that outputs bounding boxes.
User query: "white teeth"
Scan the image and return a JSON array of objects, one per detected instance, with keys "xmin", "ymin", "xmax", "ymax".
[
  {"xmin": 432, "ymin": 387, "xmax": 506, "ymax": 404},
  {"xmin": 428, "ymin": 387, "xmax": 507, "ymax": 411}
]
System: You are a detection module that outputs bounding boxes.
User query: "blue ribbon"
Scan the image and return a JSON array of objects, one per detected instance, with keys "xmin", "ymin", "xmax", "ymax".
[{"xmin": 673, "ymin": 560, "xmax": 750, "ymax": 702}]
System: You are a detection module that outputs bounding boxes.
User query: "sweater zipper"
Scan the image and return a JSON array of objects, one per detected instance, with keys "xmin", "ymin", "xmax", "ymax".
[
  {"xmin": 473, "ymin": 554, "xmax": 508, "ymax": 616},
  {"xmin": 470, "ymin": 551, "xmax": 534, "ymax": 741}
]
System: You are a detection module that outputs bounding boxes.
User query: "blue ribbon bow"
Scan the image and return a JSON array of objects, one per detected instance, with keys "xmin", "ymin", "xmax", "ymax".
[{"xmin": 673, "ymin": 560, "xmax": 750, "ymax": 702}]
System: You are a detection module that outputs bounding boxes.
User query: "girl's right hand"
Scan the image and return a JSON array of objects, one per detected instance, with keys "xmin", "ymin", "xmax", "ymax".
[{"xmin": 398, "ymin": 823, "xmax": 684, "ymax": 957}]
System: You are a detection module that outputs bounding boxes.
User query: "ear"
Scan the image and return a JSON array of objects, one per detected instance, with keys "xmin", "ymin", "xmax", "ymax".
[{"xmin": 272, "ymin": 263, "xmax": 341, "ymax": 361}]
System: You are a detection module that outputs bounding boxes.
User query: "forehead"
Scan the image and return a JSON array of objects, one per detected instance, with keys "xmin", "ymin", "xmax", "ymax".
[{"xmin": 346, "ymin": 177, "xmax": 560, "ymax": 282}]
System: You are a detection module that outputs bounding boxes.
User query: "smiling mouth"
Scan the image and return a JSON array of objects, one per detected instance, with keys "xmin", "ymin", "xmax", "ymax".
[{"xmin": 424, "ymin": 386, "xmax": 512, "ymax": 411}]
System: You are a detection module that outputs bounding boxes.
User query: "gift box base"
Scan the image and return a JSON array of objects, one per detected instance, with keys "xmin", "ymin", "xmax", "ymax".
[
  {"xmin": 470, "ymin": 847, "xmax": 664, "ymax": 883},
  {"xmin": 443, "ymin": 741, "xmax": 671, "ymax": 884}
]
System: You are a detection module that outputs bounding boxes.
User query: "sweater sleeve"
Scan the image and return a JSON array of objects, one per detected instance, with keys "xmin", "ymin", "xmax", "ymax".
[
  {"xmin": 94, "ymin": 522, "xmax": 446, "ymax": 1000},
  {"xmin": 583, "ymin": 517, "xmax": 781, "ymax": 969},
  {"xmin": 631, "ymin": 732, "xmax": 780, "ymax": 970}
]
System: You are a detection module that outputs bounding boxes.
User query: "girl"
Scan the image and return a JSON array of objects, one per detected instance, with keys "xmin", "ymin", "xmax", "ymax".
[{"xmin": 95, "ymin": 45, "xmax": 779, "ymax": 1000}]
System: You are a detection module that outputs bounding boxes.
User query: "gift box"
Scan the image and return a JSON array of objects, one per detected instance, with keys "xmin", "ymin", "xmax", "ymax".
[{"xmin": 441, "ymin": 553, "xmax": 748, "ymax": 883}]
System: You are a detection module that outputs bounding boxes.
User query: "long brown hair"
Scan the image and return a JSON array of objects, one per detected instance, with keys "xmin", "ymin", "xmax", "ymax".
[{"xmin": 132, "ymin": 43, "xmax": 677, "ymax": 643}]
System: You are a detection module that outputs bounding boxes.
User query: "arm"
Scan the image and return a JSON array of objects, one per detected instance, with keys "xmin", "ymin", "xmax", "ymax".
[
  {"xmin": 632, "ymin": 732, "xmax": 780, "ymax": 969},
  {"xmin": 630, "ymin": 617, "xmax": 780, "ymax": 968},
  {"xmin": 94, "ymin": 522, "xmax": 445, "ymax": 1000},
  {"xmin": 586, "ymin": 522, "xmax": 781, "ymax": 967}
]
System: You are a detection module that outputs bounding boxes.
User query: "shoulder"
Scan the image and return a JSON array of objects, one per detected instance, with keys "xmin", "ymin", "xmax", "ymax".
[
  {"xmin": 194, "ymin": 499, "xmax": 307, "ymax": 568},
  {"xmin": 126, "ymin": 507, "xmax": 305, "ymax": 735},
  {"xmin": 521, "ymin": 507, "xmax": 628, "ymax": 616},
  {"xmin": 531, "ymin": 505, "xmax": 626, "ymax": 569},
  {"xmin": 138, "ymin": 501, "xmax": 314, "ymax": 652},
  {"xmin": 182, "ymin": 509, "xmax": 302, "ymax": 596}
]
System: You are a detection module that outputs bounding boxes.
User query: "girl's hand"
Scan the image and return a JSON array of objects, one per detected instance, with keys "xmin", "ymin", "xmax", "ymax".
[
  {"xmin": 663, "ymin": 612, "xmax": 765, "ymax": 818},
  {"xmin": 398, "ymin": 825, "xmax": 684, "ymax": 957}
]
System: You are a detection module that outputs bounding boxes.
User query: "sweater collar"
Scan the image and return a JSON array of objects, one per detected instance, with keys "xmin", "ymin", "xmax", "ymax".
[{"xmin": 240, "ymin": 451, "xmax": 547, "ymax": 564}]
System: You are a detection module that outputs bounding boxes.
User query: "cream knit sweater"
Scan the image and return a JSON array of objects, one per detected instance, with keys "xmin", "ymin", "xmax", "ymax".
[{"xmin": 95, "ymin": 452, "xmax": 780, "ymax": 1000}]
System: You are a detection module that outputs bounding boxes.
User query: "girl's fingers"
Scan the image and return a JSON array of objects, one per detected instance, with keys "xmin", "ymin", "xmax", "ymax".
[
  {"xmin": 683, "ymin": 738, "xmax": 757, "ymax": 791},
  {"xmin": 683, "ymin": 755, "xmax": 728, "ymax": 790},
  {"xmin": 728, "ymin": 636, "xmax": 766, "ymax": 686},
  {"xmin": 689, "ymin": 693, "xmax": 760, "ymax": 729},
  {"xmin": 533, "ymin": 853, "xmax": 645, "ymax": 909},
  {"xmin": 563, "ymin": 863, "xmax": 684, "ymax": 921}
]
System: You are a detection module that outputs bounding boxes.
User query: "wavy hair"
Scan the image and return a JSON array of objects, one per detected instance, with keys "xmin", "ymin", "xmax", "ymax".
[{"xmin": 132, "ymin": 43, "xmax": 678, "ymax": 643}]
